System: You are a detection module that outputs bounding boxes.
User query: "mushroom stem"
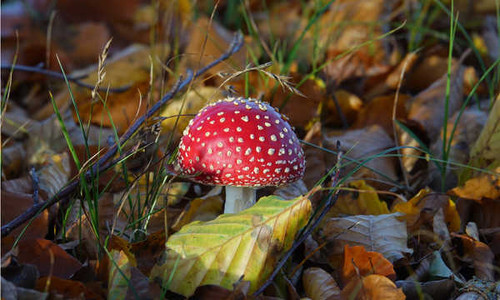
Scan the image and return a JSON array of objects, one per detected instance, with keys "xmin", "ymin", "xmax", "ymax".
[{"xmin": 224, "ymin": 186, "xmax": 256, "ymax": 213}]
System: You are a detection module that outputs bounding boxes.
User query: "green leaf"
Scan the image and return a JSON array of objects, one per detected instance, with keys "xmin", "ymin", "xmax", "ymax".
[{"xmin": 150, "ymin": 195, "xmax": 312, "ymax": 296}]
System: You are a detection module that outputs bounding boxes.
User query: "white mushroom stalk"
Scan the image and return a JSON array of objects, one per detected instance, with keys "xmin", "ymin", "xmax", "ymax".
[{"xmin": 177, "ymin": 97, "xmax": 305, "ymax": 214}]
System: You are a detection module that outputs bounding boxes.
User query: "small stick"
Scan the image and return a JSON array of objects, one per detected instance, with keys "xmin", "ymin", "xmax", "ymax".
[
  {"xmin": 1, "ymin": 64, "xmax": 131, "ymax": 93},
  {"xmin": 1, "ymin": 33, "xmax": 244, "ymax": 238},
  {"xmin": 30, "ymin": 166, "xmax": 40, "ymax": 204},
  {"xmin": 253, "ymin": 141, "xmax": 344, "ymax": 296}
]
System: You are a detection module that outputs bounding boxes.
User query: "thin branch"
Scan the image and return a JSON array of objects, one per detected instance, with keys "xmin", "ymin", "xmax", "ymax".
[
  {"xmin": 1, "ymin": 64, "xmax": 131, "ymax": 93},
  {"xmin": 253, "ymin": 141, "xmax": 344, "ymax": 296},
  {"xmin": 1, "ymin": 33, "xmax": 244, "ymax": 238}
]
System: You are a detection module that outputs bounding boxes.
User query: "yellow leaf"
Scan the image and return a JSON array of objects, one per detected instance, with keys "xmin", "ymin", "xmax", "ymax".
[
  {"xmin": 329, "ymin": 180, "xmax": 390, "ymax": 216},
  {"xmin": 150, "ymin": 195, "xmax": 312, "ymax": 296},
  {"xmin": 451, "ymin": 167, "xmax": 500, "ymax": 201}
]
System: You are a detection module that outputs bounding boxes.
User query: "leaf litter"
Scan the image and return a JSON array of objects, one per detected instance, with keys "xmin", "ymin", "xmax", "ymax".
[{"xmin": 1, "ymin": 0, "xmax": 500, "ymax": 299}]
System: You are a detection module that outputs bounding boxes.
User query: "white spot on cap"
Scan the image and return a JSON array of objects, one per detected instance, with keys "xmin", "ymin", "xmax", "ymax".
[
  {"xmin": 265, "ymin": 122, "xmax": 271, "ymax": 127},
  {"xmin": 224, "ymin": 128, "xmax": 230, "ymax": 132},
  {"xmin": 259, "ymin": 136, "xmax": 265, "ymax": 142},
  {"xmin": 245, "ymin": 104, "xmax": 251, "ymax": 110},
  {"xmin": 225, "ymin": 173, "xmax": 232, "ymax": 177},
  {"xmin": 279, "ymin": 132, "xmax": 285, "ymax": 138},
  {"xmin": 275, "ymin": 168, "xmax": 281, "ymax": 173},
  {"xmin": 257, "ymin": 125, "xmax": 264, "ymax": 130},
  {"xmin": 288, "ymin": 149, "xmax": 293, "ymax": 155},
  {"xmin": 236, "ymin": 147, "xmax": 241, "ymax": 152},
  {"xmin": 217, "ymin": 112, "xmax": 224, "ymax": 116},
  {"xmin": 245, "ymin": 148, "xmax": 252, "ymax": 155},
  {"xmin": 268, "ymin": 148, "xmax": 275, "ymax": 155},
  {"xmin": 205, "ymin": 132, "xmax": 211, "ymax": 137},
  {"xmin": 263, "ymin": 169, "xmax": 270, "ymax": 174},
  {"xmin": 217, "ymin": 142, "xmax": 223, "ymax": 148},
  {"xmin": 250, "ymin": 134, "xmax": 255, "ymax": 139},
  {"xmin": 255, "ymin": 115, "xmax": 261, "ymax": 119},
  {"xmin": 270, "ymin": 135, "xmax": 277, "ymax": 141},
  {"xmin": 237, "ymin": 159, "xmax": 242, "ymax": 164},
  {"xmin": 208, "ymin": 148, "xmax": 213, "ymax": 154},
  {"xmin": 241, "ymin": 116, "xmax": 249, "ymax": 122},
  {"xmin": 285, "ymin": 167, "xmax": 290, "ymax": 173},
  {"xmin": 256, "ymin": 147, "xmax": 261, "ymax": 153},
  {"xmin": 227, "ymin": 150, "xmax": 232, "ymax": 157},
  {"xmin": 238, "ymin": 137, "xmax": 244, "ymax": 143},
  {"xmin": 275, "ymin": 119, "xmax": 280, "ymax": 124},
  {"xmin": 229, "ymin": 137, "xmax": 235, "ymax": 142},
  {"xmin": 236, "ymin": 127, "xmax": 242, "ymax": 132},
  {"xmin": 253, "ymin": 167, "xmax": 259, "ymax": 173}
]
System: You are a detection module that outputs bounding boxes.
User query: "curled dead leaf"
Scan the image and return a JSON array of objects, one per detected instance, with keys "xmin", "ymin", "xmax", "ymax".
[{"xmin": 303, "ymin": 267, "xmax": 341, "ymax": 300}]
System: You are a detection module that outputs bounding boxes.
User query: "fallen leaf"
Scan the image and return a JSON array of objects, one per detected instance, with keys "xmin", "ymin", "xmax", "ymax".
[
  {"xmin": 150, "ymin": 194, "xmax": 312, "ymax": 296},
  {"xmin": 183, "ymin": 17, "xmax": 248, "ymax": 82},
  {"xmin": 428, "ymin": 251, "xmax": 461, "ymax": 282},
  {"xmin": 341, "ymin": 245, "xmax": 396, "ymax": 285},
  {"xmin": 171, "ymin": 195, "xmax": 224, "ymax": 232},
  {"xmin": 429, "ymin": 108, "xmax": 489, "ymax": 190},
  {"xmin": 320, "ymin": 213, "xmax": 412, "ymax": 267},
  {"xmin": 321, "ymin": 89, "xmax": 363, "ymax": 128},
  {"xmin": 396, "ymin": 279, "xmax": 456, "ymax": 300},
  {"xmin": 451, "ymin": 233, "xmax": 495, "ymax": 280},
  {"xmin": 192, "ymin": 281, "xmax": 251, "ymax": 300},
  {"xmin": 352, "ymin": 94, "xmax": 410, "ymax": 137},
  {"xmin": 468, "ymin": 97, "xmax": 500, "ymax": 174},
  {"xmin": 328, "ymin": 180, "xmax": 390, "ymax": 217},
  {"xmin": 450, "ymin": 167, "xmax": 500, "ymax": 201},
  {"xmin": 323, "ymin": 125, "xmax": 399, "ymax": 189},
  {"xmin": 340, "ymin": 274, "xmax": 406, "ymax": 300},
  {"xmin": 1, "ymin": 257, "xmax": 40, "ymax": 289},
  {"xmin": 392, "ymin": 188, "xmax": 461, "ymax": 233},
  {"xmin": 130, "ymin": 231, "xmax": 166, "ymax": 275},
  {"xmin": 36, "ymin": 276, "xmax": 104, "ymax": 299},
  {"xmin": 302, "ymin": 267, "xmax": 341, "ymax": 300},
  {"xmin": 17, "ymin": 239, "xmax": 82, "ymax": 279}
]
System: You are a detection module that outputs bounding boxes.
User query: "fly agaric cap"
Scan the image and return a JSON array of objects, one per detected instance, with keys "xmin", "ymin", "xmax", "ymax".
[{"xmin": 177, "ymin": 97, "xmax": 305, "ymax": 187}]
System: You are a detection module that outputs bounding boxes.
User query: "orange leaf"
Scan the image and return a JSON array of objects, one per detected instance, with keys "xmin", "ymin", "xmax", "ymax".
[
  {"xmin": 341, "ymin": 245, "xmax": 396, "ymax": 285},
  {"xmin": 341, "ymin": 274, "xmax": 405, "ymax": 300}
]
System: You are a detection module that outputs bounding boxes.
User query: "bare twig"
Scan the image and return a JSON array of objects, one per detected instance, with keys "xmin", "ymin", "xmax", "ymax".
[
  {"xmin": 30, "ymin": 166, "xmax": 40, "ymax": 205},
  {"xmin": 1, "ymin": 33, "xmax": 244, "ymax": 238},
  {"xmin": 253, "ymin": 141, "xmax": 344, "ymax": 296},
  {"xmin": 0, "ymin": 64, "xmax": 130, "ymax": 93}
]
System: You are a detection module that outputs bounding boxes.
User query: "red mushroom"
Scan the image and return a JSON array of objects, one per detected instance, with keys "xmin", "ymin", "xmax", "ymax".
[{"xmin": 177, "ymin": 97, "xmax": 305, "ymax": 213}]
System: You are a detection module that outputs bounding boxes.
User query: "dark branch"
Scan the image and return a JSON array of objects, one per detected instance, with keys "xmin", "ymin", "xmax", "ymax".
[{"xmin": 1, "ymin": 33, "xmax": 244, "ymax": 238}]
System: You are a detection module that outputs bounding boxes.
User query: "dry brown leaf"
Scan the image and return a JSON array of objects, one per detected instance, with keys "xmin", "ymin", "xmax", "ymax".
[
  {"xmin": 321, "ymin": 0, "xmax": 398, "ymax": 86},
  {"xmin": 352, "ymin": 94, "xmax": 410, "ymax": 137},
  {"xmin": 192, "ymin": 281, "xmax": 251, "ymax": 300},
  {"xmin": 321, "ymin": 89, "xmax": 363, "ymax": 128},
  {"xmin": 36, "ymin": 276, "xmax": 105, "ymax": 299},
  {"xmin": 405, "ymin": 58, "xmax": 465, "ymax": 142},
  {"xmin": 406, "ymin": 55, "xmax": 455, "ymax": 91},
  {"xmin": 341, "ymin": 274, "xmax": 406, "ymax": 300},
  {"xmin": 303, "ymin": 267, "xmax": 341, "ymax": 300},
  {"xmin": 392, "ymin": 189, "xmax": 461, "ymax": 233},
  {"xmin": 323, "ymin": 125, "xmax": 399, "ymax": 190},
  {"xmin": 70, "ymin": 22, "xmax": 112, "ymax": 67},
  {"xmin": 341, "ymin": 245, "xmax": 396, "ymax": 285},
  {"xmin": 302, "ymin": 122, "xmax": 327, "ymax": 189},
  {"xmin": 451, "ymin": 233, "xmax": 495, "ymax": 280},
  {"xmin": 183, "ymin": 17, "xmax": 248, "ymax": 81},
  {"xmin": 17, "ymin": 239, "xmax": 82, "ymax": 279},
  {"xmin": 320, "ymin": 213, "xmax": 412, "ymax": 268},
  {"xmin": 56, "ymin": 0, "xmax": 140, "ymax": 23},
  {"xmin": 130, "ymin": 231, "xmax": 166, "ymax": 275}
]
